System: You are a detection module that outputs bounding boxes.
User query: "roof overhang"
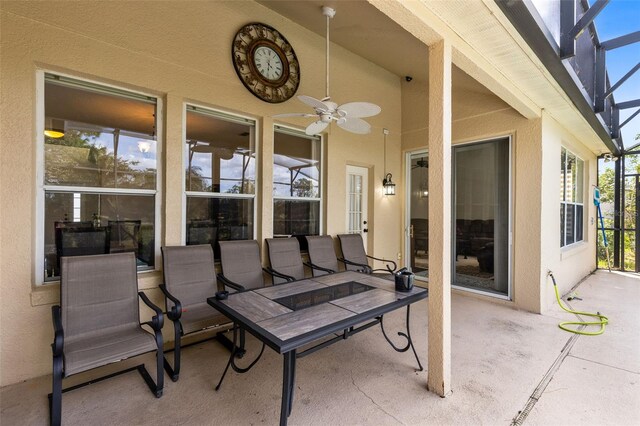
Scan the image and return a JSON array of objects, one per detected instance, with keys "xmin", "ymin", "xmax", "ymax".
[{"xmin": 494, "ymin": 0, "xmax": 621, "ymax": 156}]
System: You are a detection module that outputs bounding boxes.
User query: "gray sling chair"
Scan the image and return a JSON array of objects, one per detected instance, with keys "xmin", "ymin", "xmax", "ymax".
[
  {"xmin": 50, "ymin": 252, "xmax": 164, "ymax": 426},
  {"xmin": 305, "ymin": 235, "xmax": 344, "ymax": 276},
  {"xmin": 218, "ymin": 240, "xmax": 294, "ymax": 288},
  {"xmin": 214, "ymin": 240, "xmax": 291, "ymax": 390},
  {"xmin": 265, "ymin": 237, "xmax": 331, "ymax": 283},
  {"xmin": 159, "ymin": 244, "xmax": 241, "ymax": 382},
  {"xmin": 337, "ymin": 233, "xmax": 397, "ymax": 276}
]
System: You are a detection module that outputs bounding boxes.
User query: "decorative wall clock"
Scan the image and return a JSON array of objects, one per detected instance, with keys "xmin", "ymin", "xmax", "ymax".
[{"xmin": 232, "ymin": 23, "xmax": 300, "ymax": 103}]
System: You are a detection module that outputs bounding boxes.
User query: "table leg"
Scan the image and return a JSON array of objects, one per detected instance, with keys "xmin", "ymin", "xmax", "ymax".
[
  {"xmin": 288, "ymin": 350, "xmax": 296, "ymax": 416},
  {"xmin": 404, "ymin": 305, "xmax": 424, "ymax": 371},
  {"xmin": 379, "ymin": 305, "xmax": 424, "ymax": 371},
  {"xmin": 280, "ymin": 350, "xmax": 296, "ymax": 426},
  {"xmin": 215, "ymin": 324, "xmax": 239, "ymax": 391}
]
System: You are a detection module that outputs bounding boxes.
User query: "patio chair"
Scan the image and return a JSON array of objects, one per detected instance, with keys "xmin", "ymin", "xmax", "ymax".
[
  {"xmin": 305, "ymin": 235, "xmax": 341, "ymax": 276},
  {"xmin": 216, "ymin": 240, "xmax": 280, "ymax": 388},
  {"xmin": 159, "ymin": 244, "xmax": 240, "ymax": 381},
  {"xmin": 266, "ymin": 237, "xmax": 332, "ymax": 283},
  {"xmin": 337, "ymin": 233, "xmax": 397, "ymax": 276},
  {"xmin": 50, "ymin": 252, "xmax": 164, "ymax": 426},
  {"xmin": 218, "ymin": 240, "xmax": 294, "ymax": 288},
  {"xmin": 265, "ymin": 238, "xmax": 304, "ymax": 284}
]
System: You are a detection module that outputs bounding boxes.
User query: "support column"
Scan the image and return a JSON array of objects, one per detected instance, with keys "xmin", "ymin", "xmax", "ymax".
[
  {"xmin": 427, "ymin": 39, "xmax": 452, "ymax": 397},
  {"xmin": 260, "ymin": 118, "xmax": 274, "ymax": 259},
  {"xmin": 163, "ymin": 94, "xmax": 185, "ymax": 246}
]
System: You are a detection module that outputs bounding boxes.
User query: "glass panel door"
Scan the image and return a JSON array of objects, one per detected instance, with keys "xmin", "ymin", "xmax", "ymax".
[
  {"xmin": 453, "ymin": 137, "xmax": 511, "ymax": 297},
  {"xmin": 405, "ymin": 151, "xmax": 429, "ymax": 279},
  {"xmin": 346, "ymin": 165, "xmax": 369, "ymax": 247}
]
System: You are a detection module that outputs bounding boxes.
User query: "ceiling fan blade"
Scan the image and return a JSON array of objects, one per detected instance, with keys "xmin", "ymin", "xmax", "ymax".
[
  {"xmin": 273, "ymin": 113, "xmax": 317, "ymax": 118},
  {"xmin": 338, "ymin": 102, "xmax": 381, "ymax": 118},
  {"xmin": 305, "ymin": 120, "xmax": 330, "ymax": 136},
  {"xmin": 298, "ymin": 95, "xmax": 330, "ymax": 111},
  {"xmin": 337, "ymin": 117, "xmax": 371, "ymax": 134}
]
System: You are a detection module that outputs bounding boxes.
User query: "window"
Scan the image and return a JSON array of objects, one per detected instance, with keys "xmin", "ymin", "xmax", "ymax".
[
  {"xmin": 273, "ymin": 126, "xmax": 322, "ymax": 241},
  {"xmin": 560, "ymin": 147, "xmax": 584, "ymax": 247},
  {"xmin": 41, "ymin": 73, "xmax": 159, "ymax": 282},
  {"xmin": 185, "ymin": 106, "xmax": 256, "ymax": 259}
]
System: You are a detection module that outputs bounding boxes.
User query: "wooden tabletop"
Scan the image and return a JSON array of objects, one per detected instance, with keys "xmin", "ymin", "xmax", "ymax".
[{"xmin": 208, "ymin": 271, "xmax": 428, "ymax": 353}]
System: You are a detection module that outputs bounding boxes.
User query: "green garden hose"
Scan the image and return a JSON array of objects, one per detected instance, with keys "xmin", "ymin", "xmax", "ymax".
[{"xmin": 549, "ymin": 272, "xmax": 608, "ymax": 336}]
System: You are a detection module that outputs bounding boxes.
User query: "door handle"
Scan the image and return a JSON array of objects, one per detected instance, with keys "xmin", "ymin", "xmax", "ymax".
[{"xmin": 363, "ymin": 229, "xmax": 368, "ymax": 233}]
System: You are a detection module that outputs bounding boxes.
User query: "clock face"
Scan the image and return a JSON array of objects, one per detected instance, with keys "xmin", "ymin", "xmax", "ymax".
[
  {"xmin": 232, "ymin": 23, "xmax": 300, "ymax": 103},
  {"xmin": 253, "ymin": 46, "xmax": 284, "ymax": 81}
]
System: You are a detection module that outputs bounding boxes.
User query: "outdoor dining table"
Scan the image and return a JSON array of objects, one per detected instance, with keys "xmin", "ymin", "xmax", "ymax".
[{"xmin": 207, "ymin": 270, "xmax": 428, "ymax": 426}]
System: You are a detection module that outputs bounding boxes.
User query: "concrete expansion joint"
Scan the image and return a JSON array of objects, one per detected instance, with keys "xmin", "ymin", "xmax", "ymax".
[
  {"xmin": 349, "ymin": 370, "xmax": 406, "ymax": 425},
  {"xmin": 512, "ymin": 327, "xmax": 583, "ymax": 425}
]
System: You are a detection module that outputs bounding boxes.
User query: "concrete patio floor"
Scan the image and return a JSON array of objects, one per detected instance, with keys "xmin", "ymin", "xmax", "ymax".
[{"xmin": 2, "ymin": 270, "xmax": 638, "ymax": 425}]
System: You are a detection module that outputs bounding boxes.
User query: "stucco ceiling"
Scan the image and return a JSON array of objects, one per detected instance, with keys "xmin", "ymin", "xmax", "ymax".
[
  {"xmin": 257, "ymin": 0, "xmax": 493, "ymax": 96},
  {"xmin": 258, "ymin": 0, "xmax": 428, "ymax": 81}
]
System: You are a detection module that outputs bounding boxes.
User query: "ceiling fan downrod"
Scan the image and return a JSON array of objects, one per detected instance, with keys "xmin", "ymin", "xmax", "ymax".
[{"xmin": 322, "ymin": 6, "xmax": 335, "ymax": 101}]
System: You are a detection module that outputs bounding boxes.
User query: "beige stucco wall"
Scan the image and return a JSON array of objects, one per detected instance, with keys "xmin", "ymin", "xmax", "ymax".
[
  {"xmin": 540, "ymin": 112, "xmax": 598, "ymax": 311},
  {"xmin": 0, "ymin": 1, "xmax": 402, "ymax": 386}
]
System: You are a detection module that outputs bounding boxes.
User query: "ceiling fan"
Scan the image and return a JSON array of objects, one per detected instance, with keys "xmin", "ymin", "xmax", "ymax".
[
  {"xmin": 274, "ymin": 6, "xmax": 381, "ymax": 136},
  {"xmin": 412, "ymin": 158, "xmax": 428, "ymax": 169}
]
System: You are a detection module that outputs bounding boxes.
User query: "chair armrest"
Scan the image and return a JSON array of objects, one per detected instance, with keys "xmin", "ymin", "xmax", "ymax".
[
  {"xmin": 263, "ymin": 267, "xmax": 295, "ymax": 283},
  {"xmin": 338, "ymin": 258, "xmax": 371, "ymax": 274},
  {"xmin": 159, "ymin": 284, "xmax": 182, "ymax": 321},
  {"xmin": 138, "ymin": 291, "xmax": 164, "ymax": 331},
  {"xmin": 303, "ymin": 261, "xmax": 336, "ymax": 274},
  {"xmin": 366, "ymin": 255, "xmax": 397, "ymax": 272},
  {"xmin": 217, "ymin": 273, "xmax": 246, "ymax": 292},
  {"xmin": 51, "ymin": 305, "xmax": 64, "ymax": 357}
]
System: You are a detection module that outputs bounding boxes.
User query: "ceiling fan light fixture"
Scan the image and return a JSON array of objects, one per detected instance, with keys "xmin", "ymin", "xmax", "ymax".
[
  {"xmin": 137, "ymin": 141, "xmax": 151, "ymax": 153},
  {"xmin": 44, "ymin": 118, "xmax": 65, "ymax": 139}
]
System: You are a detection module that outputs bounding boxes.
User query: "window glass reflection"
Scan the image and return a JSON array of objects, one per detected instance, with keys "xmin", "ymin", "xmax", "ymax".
[
  {"xmin": 273, "ymin": 131, "xmax": 320, "ymax": 198},
  {"xmin": 185, "ymin": 109, "xmax": 255, "ymax": 194},
  {"xmin": 184, "ymin": 107, "xmax": 257, "ymax": 255},
  {"xmin": 186, "ymin": 197, "xmax": 254, "ymax": 259},
  {"xmin": 42, "ymin": 75, "xmax": 158, "ymax": 284},
  {"xmin": 44, "ymin": 192, "xmax": 155, "ymax": 280}
]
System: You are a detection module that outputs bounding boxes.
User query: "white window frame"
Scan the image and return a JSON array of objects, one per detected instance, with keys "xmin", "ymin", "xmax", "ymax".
[
  {"xmin": 272, "ymin": 125, "xmax": 324, "ymax": 236},
  {"xmin": 560, "ymin": 146, "xmax": 585, "ymax": 248},
  {"xmin": 182, "ymin": 104, "xmax": 258, "ymax": 245},
  {"xmin": 35, "ymin": 70, "xmax": 163, "ymax": 285}
]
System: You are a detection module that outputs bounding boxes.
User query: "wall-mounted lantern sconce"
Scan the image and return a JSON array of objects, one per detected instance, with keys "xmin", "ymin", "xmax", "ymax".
[
  {"xmin": 382, "ymin": 128, "xmax": 395, "ymax": 196},
  {"xmin": 383, "ymin": 173, "xmax": 396, "ymax": 195}
]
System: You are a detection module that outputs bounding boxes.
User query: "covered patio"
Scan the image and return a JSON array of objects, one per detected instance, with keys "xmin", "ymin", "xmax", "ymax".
[
  {"xmin": 2, "ymin": 0, "xmax": 639, "ymax": 424},
  {"xmin": 2, "ymin": 270, "xmax": 637, "ymax": 424}
]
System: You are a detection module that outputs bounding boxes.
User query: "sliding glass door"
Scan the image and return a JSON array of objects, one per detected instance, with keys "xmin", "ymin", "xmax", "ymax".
[{"xmin": 452, "ymin": 137, "xmax": 511, "ymax": 297}]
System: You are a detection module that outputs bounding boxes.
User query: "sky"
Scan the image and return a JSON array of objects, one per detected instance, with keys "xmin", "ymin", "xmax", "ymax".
[{"xmin": 593, "ymin": 0, "xmax": 640, "ymax": 150}]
